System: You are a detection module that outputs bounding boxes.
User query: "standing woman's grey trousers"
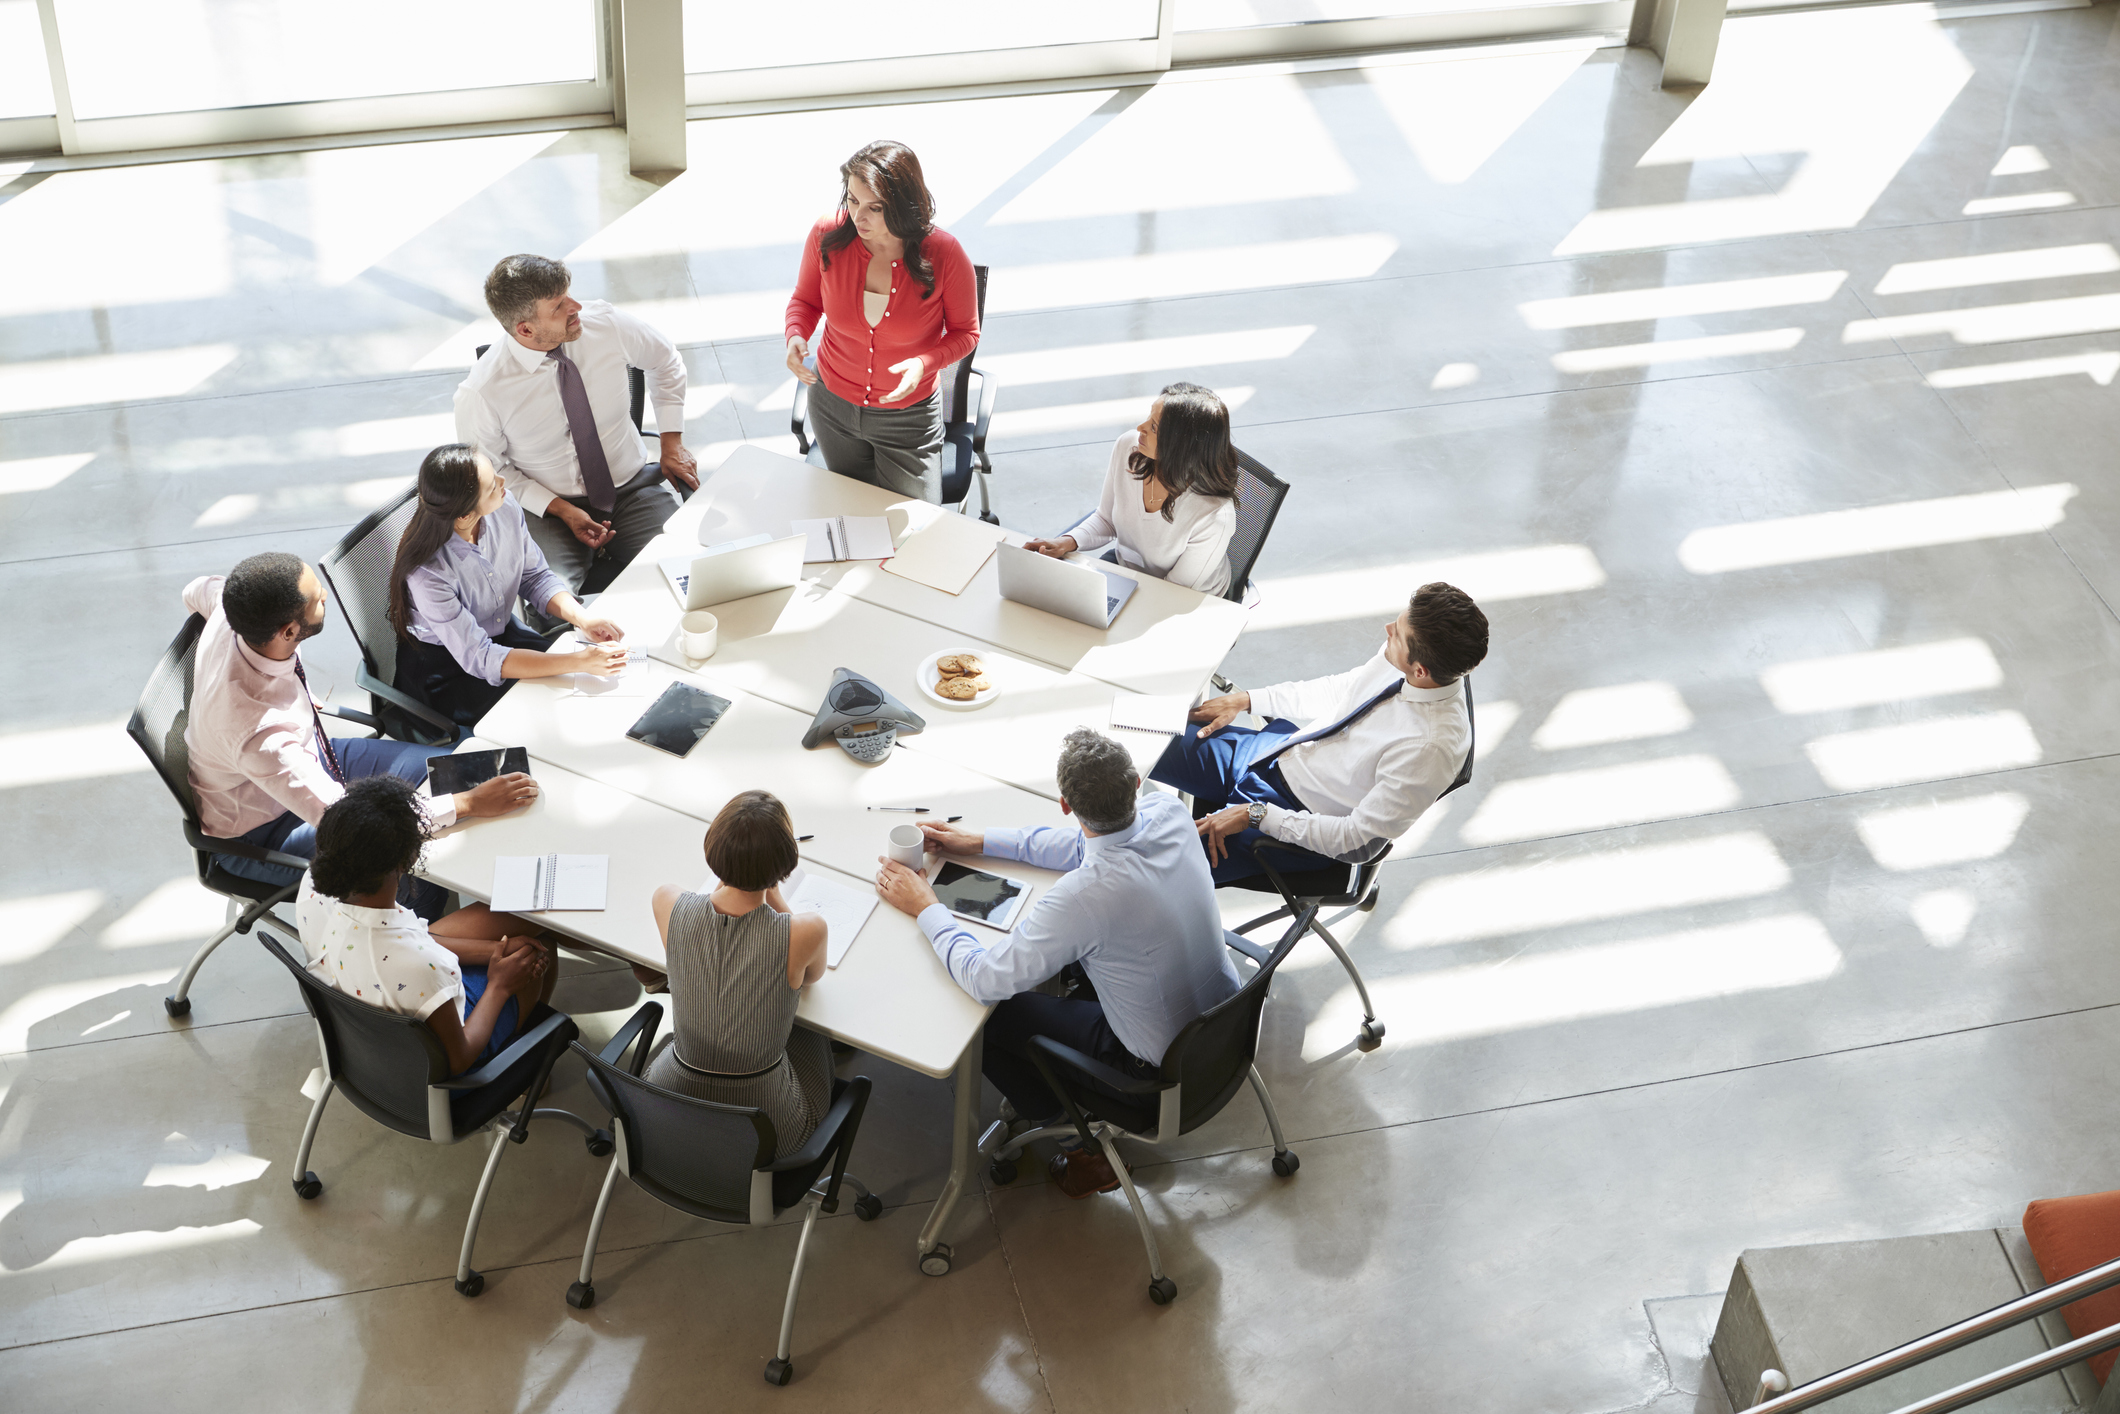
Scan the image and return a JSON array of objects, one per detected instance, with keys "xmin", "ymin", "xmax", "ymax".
[{"xmin": 808, "ymin": 379, "xmax": 944, "ymax": 503}]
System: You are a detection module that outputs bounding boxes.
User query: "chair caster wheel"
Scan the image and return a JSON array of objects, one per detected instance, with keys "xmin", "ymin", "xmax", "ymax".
[
  {"xmin": 764, "ymin": 1357, "xmax": 793, "ymax": 1386},
  {"xmin": 1272, "ymin": 1150, "xmax": 1300, "ymax": 1177},
  {"xmin": 1357, "ymin": 1019, "xmax": 1384, "ymax": 1051},
  {"xmin": 565, "ymin": 1281, "xmax": 594, "ymax": 1310},
  {"xmin": 854, "ymin": 1194, "xmax": 883, "ymax": 1221},
  {"xmin": 586, "ymin": 1129, "xmax": 614, "ymax": 1158},
  {"xmin": 454, "ymin": 1270, "xmax": 485, "ymax": 1298},
  {"xmin": 164, "ymin": 995, "xmax": 191, "ymax": 1018},
  {"xmin": 919, "ymin": 1243, "xmax": 953, "ymax": 1277},
  {"xmin": 1148, "ymin": 1277, "xmax": 1177, "ymax": 1305},
  {"xmin": 988, "ymin": 1158, "xmax": 1018, "ymax": 1186},
  {"xmin": 292, "ymin": 1172, "xmax": 322, "ymax": 1200}
]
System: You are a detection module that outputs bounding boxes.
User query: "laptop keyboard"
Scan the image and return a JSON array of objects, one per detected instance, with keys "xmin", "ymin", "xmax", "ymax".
[{"xmin": 1105, "ymin": 596, "xmax": 1121, "ymax": 616}]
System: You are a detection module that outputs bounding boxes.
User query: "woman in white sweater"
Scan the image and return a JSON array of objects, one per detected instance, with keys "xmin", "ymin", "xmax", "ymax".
[{"xmin": 1025, "ymin": 382, "xmax": 1241, "ymax": 597}]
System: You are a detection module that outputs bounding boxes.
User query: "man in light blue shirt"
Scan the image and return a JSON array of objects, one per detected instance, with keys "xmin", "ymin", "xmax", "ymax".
[{"xmin": 875, "ymin": 729, "xmax": 1240, "ymax": 1197}]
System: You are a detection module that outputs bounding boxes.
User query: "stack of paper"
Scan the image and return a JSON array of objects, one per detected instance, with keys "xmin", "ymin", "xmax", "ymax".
[
  {"xmin": 493, "ymin": 854, "xmax": 609, "ymax": 912},
  {"xmin": 882, "ymin": 511, "xmax": 1010, "ymax": 595}
]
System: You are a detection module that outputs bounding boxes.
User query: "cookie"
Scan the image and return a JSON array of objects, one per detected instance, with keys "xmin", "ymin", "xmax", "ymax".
[
  {"xmin": 960, "ymin": 675, "xmax": 992, "ymax": 693},
  {"xmin": 936, "ymin": 654, "xmax": 972, "ymax": 676},
  {"xmin": 951, "ymin": 653, "xmax": 985, "ymax": 676},
  {"xmin": 936, "ymin": 676, "xmax": 979, "ymax": 700}
]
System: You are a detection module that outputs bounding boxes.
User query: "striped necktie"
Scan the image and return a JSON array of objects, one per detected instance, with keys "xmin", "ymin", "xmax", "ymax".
[
  {"xmin": 1253, "ymin": 678, "xmax": 1405, "ymax": 770},
  {"xmin": 548, "ymin": 344, "xmax": 617, "ymax": 513},
  {"xmin": 291, "ymin": 656, "xmax": 345, "ymax": 784}
]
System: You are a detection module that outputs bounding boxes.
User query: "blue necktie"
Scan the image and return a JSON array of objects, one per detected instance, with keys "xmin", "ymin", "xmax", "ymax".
[{"xmin": 1254, "ymin": 679, "xmax": 1404, "ymax": 770}]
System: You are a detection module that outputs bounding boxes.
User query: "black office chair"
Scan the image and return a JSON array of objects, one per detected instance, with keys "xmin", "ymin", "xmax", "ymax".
[
  {"xmin": 126, "ymin": 613, "xmax": 385, "ymax": 1020},
  {"xmin": 471, "ymin": 344, "xmax": 645, "ymax": 433},
  {"xmin": 258, "ymin": 929, "xmax": 607, "ymax": 1297},
  {"xmin": 566, "ymin": 1003, "xmax": 881, "ymax": 1386},
  {"xmin": 1224, "ymin": 450, "xmax": 1289, "ymax": 605},
  {"xmin": 1222, "ymin": 675, "xmax": 1478, "ymax": 1052},
  {"xmin": 792, "ymin": 264, "xmax": 999, "ymax": 523},
  {"xmin": 978, "ymin": 906, "xmax": 1316, "ymax": 1305}
]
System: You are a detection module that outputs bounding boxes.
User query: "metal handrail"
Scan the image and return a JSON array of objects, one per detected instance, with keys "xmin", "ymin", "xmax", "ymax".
[
  {"xmin": 1748, "ymin": 1252, "xmax": 2120, "ymax": 1413},
  {"xmin": 1885, "ymin": 1317, "xmax": 2120, "ymax": 1414}
]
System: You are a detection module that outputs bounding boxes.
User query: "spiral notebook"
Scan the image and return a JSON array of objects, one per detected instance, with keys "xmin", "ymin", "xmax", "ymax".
[
  {"xmin": 492, "ymin": 854, "xmax": 608, "ymax": 912},
  {"xmin": 1108, "ymin": 692, "xmax": 1193, "ymax": 736}
]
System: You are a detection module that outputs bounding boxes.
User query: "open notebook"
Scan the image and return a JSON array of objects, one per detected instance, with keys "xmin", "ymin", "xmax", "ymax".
[{"xmin": 492, "ymin": 854, "xmax": 608, "ymax": 912}]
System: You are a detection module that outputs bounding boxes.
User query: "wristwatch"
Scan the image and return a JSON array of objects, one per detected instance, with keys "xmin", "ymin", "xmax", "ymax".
[{"xmin": 1246, "ymin": 801, "xmax": 1269, "ymax": 829}]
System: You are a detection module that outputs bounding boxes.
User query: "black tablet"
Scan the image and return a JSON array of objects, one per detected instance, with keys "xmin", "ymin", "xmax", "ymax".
[
  {"xmin": 931, "ymin": 861, "xmax": 1029, "ymax": 930},
  {"xmin": 626, "ymin": 682, "xmax": 733, "ymax": 757},
  {"xmin": 425, "ymin": 746, "xmax": 529, "ymax": 796}
]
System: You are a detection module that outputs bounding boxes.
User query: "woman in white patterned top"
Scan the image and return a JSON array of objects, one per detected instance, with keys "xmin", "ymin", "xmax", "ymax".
[
  {"xmin": 297, "ymin": 776, "xmax": 555, "ymax": 1075},
  {"xmin": 1023, "ymin": 382, "xmax": 1241, "ymax": 598}
]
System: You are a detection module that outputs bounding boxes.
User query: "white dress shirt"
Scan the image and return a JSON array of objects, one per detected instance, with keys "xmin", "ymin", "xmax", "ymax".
[
  {"xmin": 1068, "ymin": 430, "xmax": 1237, "ymax": 597},
  {"xmin": 916, "ymin": 791, "xmax": 1240, "ymax": 1067},
  {"xmin": 453, "ymin": 299, "xmax": 687, "ymax": 518},
  {"xmin": 1248, "ymin": 651, "xmax": 1470, "ymax": 865},
  {"xmin": 297, "ymin": 874, "xmax": 466, "ymax": 1022},
  {"xmin": 180, "ymin": 576, "xmax": 458, "ymax": 839}
]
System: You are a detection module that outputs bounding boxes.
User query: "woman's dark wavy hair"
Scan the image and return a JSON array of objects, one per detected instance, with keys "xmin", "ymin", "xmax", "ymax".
[
  {"xmin": 387, "ymin": 444, "xmax": 485, "ymax": 640},
  {"xmin": 310, "ymin": 776, "xmax": 428, "ymax": 900},
  {"xmin": 819, "ymin": 141, "xmax": 939, "ymax": 299},
  {"xmin": 1128, "ymin": 383, "xmax": 1240, "ymax": 521}
]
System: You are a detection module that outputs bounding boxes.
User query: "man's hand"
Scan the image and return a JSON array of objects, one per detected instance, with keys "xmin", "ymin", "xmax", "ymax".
[
  {"xmin": 918, "ymin": 821, "xmax": 984, "ymax": 857},
  {"xmin": 554, "ymin": 501, "xmax": 614, "ymax": 549},
  {"xmin": 569, "ymin": 642, "xmax": 627, "ymax": 677},
  {"xmin": 786, "ymin": 337, "xmax": 819, "ymax": 385},
  {"xmin": 1196, "ymin": 805, "xmax": 1253, "ymax": 867},
  {"xmin": 574, "ymin": 615, "xmax": 624, "ymax": 644},
  {"xmin": 461, "ymin": 771, "xmax": 540, "ymax": 820},
  {"xmin": 880, "ymin": 356, "xmax": 924, "ymax": 403},
  {"xmin": 874, "ymin": 856, "xmax": 938, "ymax": 917},
  {"xmin": 659, "ymin": 433, "xmax": 699, "ymax": 491},
  {"xmin": 1022, "ymin": 536, "xmax": 1078, "ymax": 560},
  {"xmin": 1188, "ymin": 690, "xmax": 1251, "ymax": 739}
]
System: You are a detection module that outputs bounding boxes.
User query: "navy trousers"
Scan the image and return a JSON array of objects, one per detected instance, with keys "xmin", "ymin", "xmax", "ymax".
[{"xmin": 1148, "ymin": 721, "xmax": 1332, "ymax": 885}]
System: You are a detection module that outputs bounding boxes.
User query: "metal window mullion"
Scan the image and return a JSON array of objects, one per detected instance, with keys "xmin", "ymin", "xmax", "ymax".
[
  {"xmin": 32, "ymin": 0, "xmax": 78, "ymax": 154},
  {"xmin": 1153, "ymin": 0, "xmax": 1178, "ymax": 69}
]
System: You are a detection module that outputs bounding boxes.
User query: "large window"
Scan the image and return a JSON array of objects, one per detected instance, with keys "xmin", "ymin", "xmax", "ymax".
[{"xmin": 0, "ymin": 0, "xmax": 55, "ymax": 119}]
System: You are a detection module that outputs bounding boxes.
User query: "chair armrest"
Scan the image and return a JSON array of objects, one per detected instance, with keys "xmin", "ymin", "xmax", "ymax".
[
  {"xmin": 971, "ymin": 369, "xmax": 997, "ymax": 459},
  {"xmin": 599, "ymin": 1001, "xmax": 662, "ymax": 1076},
  {"xmin": 1027, "ymin": 1034, "xmax": 1166, "ymax": 1096},
  {"xmin": 791, "ymin": 383, "xmax": 809, "ymax": 451},
  {"xmin": 187, "ymin": 823, "xmax": 310, "ymax": 873},
  {"xmin": 353, "ymin": 663, "xmax": 463, "ymax": 739},
  {"xmin": 1223, "ymin": 930, "xmax": 1272, "ymax": 966},
  {"xmin": 436, "ymin": 1008, "xmax": 575, "ymax": 1090},
  {"xmin": 764, "ymin": 1075, "xmax": 866, "ymax": 1174},
  {"xmin": 317, "ymin": 702, "xmax": 382, "ymax": 732}
]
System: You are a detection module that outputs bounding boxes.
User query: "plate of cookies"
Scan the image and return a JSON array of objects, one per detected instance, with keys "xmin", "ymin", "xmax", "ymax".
[{"xmin": 917, "ymin": 650, "xmax": 1001, "ymax": 709}]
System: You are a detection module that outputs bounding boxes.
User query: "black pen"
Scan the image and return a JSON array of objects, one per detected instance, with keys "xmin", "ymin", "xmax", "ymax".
[
  {"xmin": 947, "ymin": 816, "xmax": 963, "ymax": 823},
  {"xmin": 867, "ymin": 806, "xmax": 929, "ymax": 813},
  {"xmin": 797, "ymin": 834, "xmax": 815, "ymax": 842}
]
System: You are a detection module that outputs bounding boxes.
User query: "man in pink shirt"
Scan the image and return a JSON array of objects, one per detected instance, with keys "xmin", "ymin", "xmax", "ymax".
[{"xmin": 183, "ymin": 552, "xmax": 538, "ymax": 909}]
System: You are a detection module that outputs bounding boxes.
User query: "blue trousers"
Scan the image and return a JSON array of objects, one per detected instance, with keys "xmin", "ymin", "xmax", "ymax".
[
  {"xmin": 216, "ymin": 736, "xmax": 451, "ymax": 915},
  {"xmin": 1148, "ymin": 721, "xmax": 1330, "ymax": 885}
]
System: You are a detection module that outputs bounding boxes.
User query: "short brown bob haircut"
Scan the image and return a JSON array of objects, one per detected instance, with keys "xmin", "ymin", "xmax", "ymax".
[{"xmin": 704, "ymin": 789, "xmax": 800, "ymax": 892}]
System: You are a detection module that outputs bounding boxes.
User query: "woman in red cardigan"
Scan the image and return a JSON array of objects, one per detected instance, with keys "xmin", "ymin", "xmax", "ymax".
[{"xmin": 785, "ymin": 141, "xmax": 980, "ymax": 503}]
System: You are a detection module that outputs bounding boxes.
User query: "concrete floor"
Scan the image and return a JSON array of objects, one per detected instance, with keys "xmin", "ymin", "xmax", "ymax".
[{"xmin": 5, "ymin": 6, "xmax": 2120, "ymax": 1409}]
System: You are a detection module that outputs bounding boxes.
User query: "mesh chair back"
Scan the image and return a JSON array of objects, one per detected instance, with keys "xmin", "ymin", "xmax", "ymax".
[
  {"xmin": 319, "ymin": 487, "xmax": 419, "ymax": 688},
  {"xmin": 1224, "ymin": 451, "xmax": 1289, "ymax": 602},
  {"xmin": 940, "ymin": 265, "xmax": 989, "ymax": 426},
  {"xmin": 1440, "ymin": 673, "xmax": 1476, "ymax": 799},
  {"xmin": 1165, "ymin": 917, "xmax": 1307, "ymax": 1136},
  {"xmin": 580, "ymin": 1046, "xmax": 776, "ymax": 1225},
  {"xmin": 260, "ymin": 930, "xmax": 449, "ymax": 1139},
  {"xmin": 127, "ymin": 614, "xmax": 206, "ymax": 827}
]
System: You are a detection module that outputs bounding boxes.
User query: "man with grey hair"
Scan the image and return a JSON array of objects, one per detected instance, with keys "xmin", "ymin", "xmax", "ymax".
[
  {"xmin": 455, "ymin": 254, "xmax": 697, "ymax": 626},
  {"xmin": 875, "ymin": 728, "xmax": 1239, "ymax": 1198}
]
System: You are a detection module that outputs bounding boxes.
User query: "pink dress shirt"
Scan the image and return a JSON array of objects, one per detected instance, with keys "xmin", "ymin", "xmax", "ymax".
[{"xmin": 181, "ymin": 576, "xmax": 458, "ymax": 839}]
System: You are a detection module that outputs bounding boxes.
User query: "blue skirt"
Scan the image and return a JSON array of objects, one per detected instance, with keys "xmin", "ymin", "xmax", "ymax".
[{"xmin": 459, "ymin": 967, "xmax": 522, "ymax": 1066}]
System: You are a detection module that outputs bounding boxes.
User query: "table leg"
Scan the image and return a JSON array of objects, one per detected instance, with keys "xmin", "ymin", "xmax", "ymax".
[{"xmin": 916, "ymin": 1020, "xmax": 983, "ymax": 1275}]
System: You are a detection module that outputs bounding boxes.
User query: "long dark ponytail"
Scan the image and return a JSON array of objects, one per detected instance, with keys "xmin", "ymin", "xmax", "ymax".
[
  {"xmin": 1129, "ymin": 382, "xmax": 1240, "ymax": 521},
  {"xmin": 818, "ymin": 141, "xmax": 939, "ymax": 298},
  {"xmin": 387, "ymin": 444, "xmax": 483, "ymax": 640}
]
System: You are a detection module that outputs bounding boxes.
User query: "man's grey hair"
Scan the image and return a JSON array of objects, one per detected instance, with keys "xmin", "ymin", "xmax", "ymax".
[
  {"xmin": 484, "ymin": 253, "xmax": 571, "ymax": 331},
  {"xmin": 1055, "ymin": 728, "xmax": 1139, "ymax": 835}
]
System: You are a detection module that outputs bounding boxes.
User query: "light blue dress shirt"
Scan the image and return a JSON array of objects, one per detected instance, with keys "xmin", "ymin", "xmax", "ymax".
[
  {"xmin": 916, "ymin": 791, "xmax": 1241, "ymax": 1067},
  {"xmin": 407, "ymin": 493, "xmax": 571, "ymax": 685}
]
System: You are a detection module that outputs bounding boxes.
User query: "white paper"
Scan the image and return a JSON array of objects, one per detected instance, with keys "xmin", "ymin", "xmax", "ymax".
[
  {"xmin": 1109, "ymin": 691, "xmax": 1193, "ymax": 735},
  {"xmin": 493, "ymin": 854, "xmax": 608, "ymax": 912},
  {"xmin": 882, "ymin": 511, "xmax": 1009, "ymax": 595},
  {"xmin": 694, "ymin": 866, "xmax": 879, "ymax": 970},
  {"xmin": 793, "ymin": 516, "xmax": 894, "ymax": 563}
]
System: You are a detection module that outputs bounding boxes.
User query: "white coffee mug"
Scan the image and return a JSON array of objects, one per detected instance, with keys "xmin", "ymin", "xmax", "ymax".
[
  {"xmin": 680, "ymin": 610, "xmax": 718, "ymax": 660},
  {"xmin": 886, "ymin": 823, "xmax": 925, "ymax": 871}
]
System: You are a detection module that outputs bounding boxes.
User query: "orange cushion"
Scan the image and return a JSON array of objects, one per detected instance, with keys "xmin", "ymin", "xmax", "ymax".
[{"xmin": 2023, "ymin": 1191, "xmax": 2120, "ymax": 1384}]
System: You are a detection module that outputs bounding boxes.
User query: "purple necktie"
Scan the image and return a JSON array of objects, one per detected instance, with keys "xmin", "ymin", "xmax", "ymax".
[
  {"xmin": 548, "ymin": 345, "xmax": 616, "ymax": 513},
  {"xmin": 291, "ymin": 655, "xmax": 346, "ymax": 784}
]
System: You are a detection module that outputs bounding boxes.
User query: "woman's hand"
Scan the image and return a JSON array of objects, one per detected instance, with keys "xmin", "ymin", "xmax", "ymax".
[
  {"xmin": 488, "ymin": 936, "xmax": 546, "ymax": 998},
  {"xmin": 460, "ymin": 772, "xmax": 539, "ymax": 819},
  {"xmin": 1022, "ymin": 536, "xmax": 1078, "ymax": 560},
  {"xmin": 879, "ymin": 356, "xmax": 924, "ymax": 404},
  {"xmin": 575, "ymin": 615, "xmax": 624, "ymax": 643},
  {"xmin": 786, "ymin": 337, "xmax": 819, "ymax": 386},
  {"xmin": 570, "ymin": 642, "xmax": 627, "ymax": 677}
]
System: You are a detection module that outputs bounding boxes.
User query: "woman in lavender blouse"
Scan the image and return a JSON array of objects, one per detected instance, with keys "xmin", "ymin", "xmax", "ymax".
[{"xmin": 389, "ymin": 443, "xmax": 629, "ymax": 727}]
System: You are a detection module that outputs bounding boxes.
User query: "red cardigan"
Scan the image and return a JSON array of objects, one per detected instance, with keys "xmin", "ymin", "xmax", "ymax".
[{"xmin": 784, "ymin": 215, "xmax": 980, "ymax": 409}]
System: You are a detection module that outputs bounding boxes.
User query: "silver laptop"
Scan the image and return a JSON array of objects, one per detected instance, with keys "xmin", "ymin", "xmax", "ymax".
[
  {"xmin": 995, "ymin": 543, "xmax": 1140, "ymax": 628},
  {"xmin": 658, "ymin": 534, "xmax": 806, "ymax": 609}
]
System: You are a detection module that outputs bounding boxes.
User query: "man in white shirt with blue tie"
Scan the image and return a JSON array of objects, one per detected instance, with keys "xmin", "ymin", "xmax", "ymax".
[
  {"xmin": 1154, "ymin": 580, "xmax": 1488, "ymax": 884},
  {"xmin": 455, "ymin": 254, "xmax": 697, "ymax": 626}
]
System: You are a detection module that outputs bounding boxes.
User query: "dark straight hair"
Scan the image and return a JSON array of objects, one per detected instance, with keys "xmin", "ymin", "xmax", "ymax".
[
  {"xmin": 1129, "ymin": 382, "xmax": 1240, "ymax": 520},
  {"xmin": 704, "ymin": 789, "xmax": 800, "ymax": 892},
  {"xmin": 387, "ymin": 444, "xmax": 484, "ymax": 641},
  {"xmin": 819, "ymin": 141, "xmax": 939, "ymax": 298}
]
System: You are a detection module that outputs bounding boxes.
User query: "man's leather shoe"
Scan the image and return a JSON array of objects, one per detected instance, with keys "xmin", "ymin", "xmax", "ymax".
[{"xmin": 1050, "ymin": 1146, "xmax": 1123, "ymax": 1199}]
